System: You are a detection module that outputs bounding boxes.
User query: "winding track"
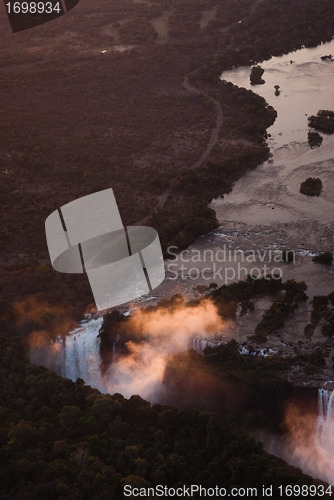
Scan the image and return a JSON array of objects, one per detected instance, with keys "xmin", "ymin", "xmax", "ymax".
[
  {"xmin": 182, "ymin": 76, "xmax": 223, "ymax": 170},
  {"xmin": 155, "ymin": 76, "xmax": 224, "ymax": 210}
]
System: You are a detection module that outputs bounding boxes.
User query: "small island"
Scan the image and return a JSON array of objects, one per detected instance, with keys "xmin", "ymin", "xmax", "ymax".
[
  {"xmin": 312, "ymin": 252, "xmax": 334, "ymax": 265},
  {"xmin": 250, "ymin": 65, "xmax": 265, "ymax": 85},
  {"xmin": 308, "ymin": 109, "xmax": 334, "ymax": 134},
  {"xmin": 300, "ymin": 177, "xmax": 322, "ymax": 196},
  {"xmin": 308, "ymin": 130, "xmax": 323, "ymax": 148}
]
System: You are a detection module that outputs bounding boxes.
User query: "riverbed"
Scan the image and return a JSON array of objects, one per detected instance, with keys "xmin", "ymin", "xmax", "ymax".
[
  {"xmin": 130, "ymin": 39, "xmax": 334, "ymax": 386},
  {"xmin": 30, "ymin": 39, "xmax": 334, "ymax": 487},
  {"xmin": 157, "ymin": 39, "xmax": 334, "ymax": 333}
]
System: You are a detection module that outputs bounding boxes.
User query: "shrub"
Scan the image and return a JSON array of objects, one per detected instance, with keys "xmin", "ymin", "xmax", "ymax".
[
  {"xmin": 308, "ymin": 131, "xmax": 323, "ymax": 148},
  {"xmin": 312, "ymin": 252, "xmax": 333, "ymax": 265},
  {"xmin": 300, "ymin": 177, "xmax": 322, "ymax": 196},
  {"xmin": 308, "ymin": 110, "xmax": 334, "ymax": 134},
  {"xmin": 250, "ymin": 65, "xmax": 265, "ymax": 85}
]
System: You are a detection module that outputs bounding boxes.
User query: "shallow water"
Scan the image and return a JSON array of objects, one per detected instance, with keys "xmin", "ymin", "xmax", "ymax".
[
  {"xmin": 211, "ymin": 40, "xmax": 334, "ymax": 232},
  {"xmin": 206, "ymin": 43, "xmax": 334, "ymax": 484},
  {"xmin": 221, "ymin": 40, "xmax": 334, "ymax": 147},
  {"xmin": 154, "ymin": 41, "xmax": 334, "ymax": 360},
  {"xmin": 31, "ymin": 41, "xmax": 334, "ymax": 487}
]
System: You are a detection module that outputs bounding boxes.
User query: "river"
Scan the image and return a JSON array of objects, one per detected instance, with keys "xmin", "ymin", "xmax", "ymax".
[
  {"xmin": 33, "ymin": 39, "xmax": 334, "ymax": 381},
  {"xmin": 213, "ymin": 39, "xmax": 334, "ymax": 226},
  {"xmin": 31, "ymin": 38, "xmax": 334, "ymax": 484},
  {"xmin": 210, "ymin": 39, "xmax": 334, "ymax": 485},
  {"xmin": 152, "ymin": 42, "xmax": 333, "ymax": 370}
]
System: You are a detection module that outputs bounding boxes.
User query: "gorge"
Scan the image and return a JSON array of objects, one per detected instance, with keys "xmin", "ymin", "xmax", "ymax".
[{"xmin": 29, "ymin": 38, "xmax": 334, "ymax": 487}]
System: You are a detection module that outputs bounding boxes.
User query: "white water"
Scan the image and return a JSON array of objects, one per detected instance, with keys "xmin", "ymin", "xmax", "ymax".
[
  {"xmin": 316, "ymin": 388, "xmax": 334, "ymax": 479},
  {"xmin": 30, "ymin": 40, "xmax": 334, "ymax": 483},
  {"xmin": 210, "ymin": 42, "xmax": 334, "ymax": 484},
  {"xmin": 192, "ymin": 337, "xmax": 223, "ymax": 353},
  {"xmin": 38, "ymin": 319, "xmax": 334, "ymax": 485},
  {"xmin": 260, "ymin": 388, "xmax": 334, "ymax": 486},
  {"xmin": 162, "ymin": 40, "xmax": 334, "ymax": 305},
  {"xmin": 29, "ymin": 316, "xmax": 105, "ymax": 392},
  {"xmin": 37, "ymin": 314, "xmax": 222, "ymax": 397},
  {"xmin": 294, "ymin": 388, "xmax": 334, "ymax": 485},
  {"xmin": 60, "ymin": 316, "xmax": 104, "ymax": 390}
]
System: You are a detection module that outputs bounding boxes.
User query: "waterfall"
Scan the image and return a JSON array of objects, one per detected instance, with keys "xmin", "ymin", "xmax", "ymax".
[
  {"xmin": 252, "ymin": 387, "xmax": 334, "ymax": 487},
  {"xmin": 192, "ymin": 337, "xmax": 227, "ymax": 354},
  {"xmin": 29, "ymin": 315, "xmax": 104, "ymax": 391},
  {"xmin": 316, "ymin": 388, "xmax": 334, "ymax": 459},
  {"xmin": 61, "ymin": 316, "xmax": 103, "ymax": 390},
  {"xmin": 112, "ymin": 334, "xmax": 121, "ymax": 356},
  {"xmin": 192, "ymin": 337, "xmax": 208, "ymax": 353},
  {"xmin": 287, "ymin": 388, "xmax": 334, "ymax": 485}
]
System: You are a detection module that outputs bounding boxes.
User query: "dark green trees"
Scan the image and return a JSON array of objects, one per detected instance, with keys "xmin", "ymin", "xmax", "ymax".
[
  {"xmin": 250, "ymin": 66, "xmax": 265, "ymax": 85},
  {"xmin": 308, "ymin": 131, "xmax": 323, "ymax": 148},
  {"xmin": 308, "ymin": 110, "xmax": 334, "ymax": 134},
  {"xmin": 300, "ymin": 178, "xmax": 322, "ymax": 196}
]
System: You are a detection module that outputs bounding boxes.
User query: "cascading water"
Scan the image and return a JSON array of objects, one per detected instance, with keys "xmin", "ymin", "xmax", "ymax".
[
  {"xmin": 192, "ymin": 337, "xmax": 226, "ymax": 354},
  {"xmin": 31, "ymin": 304, "xmax": 225, "ymax": 401},
  {"xmin": 316, "ymin": 389, "xmax": 334, "ymax": 468},
  {"xmin": 280, "ymin": 388, "xmax": 334, "ymax": 486},
  {"xmin": 60, "ymin": 316, "xmax": 104, "ymax": 391},
  {"xmin": 33, "ymin": 316, "xmax": 334, "ymax": 485},
  {"xmin": 29, "ymin": 315, "xmax": 106, "ymax": 392}
]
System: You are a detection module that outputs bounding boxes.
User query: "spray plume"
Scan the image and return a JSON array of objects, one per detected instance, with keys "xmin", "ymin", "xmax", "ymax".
[
  {"xmin": 262, "ymin": 393, "xmax": 334, "ymax": 486},
  {"xmin": 103, "ymin": 299, "xmax": 225, "ymax": 400}
]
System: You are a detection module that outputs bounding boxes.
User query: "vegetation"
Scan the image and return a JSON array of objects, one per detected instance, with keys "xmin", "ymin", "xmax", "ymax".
[
  {"xmin": 300, "ymin": 177, "xmax": 322, "ymax": 196},
  {"xmin": 250, "ymin": 66, "xmax": 265, "ymax": 85},
  {"xmin": 0, "ymin": 331, "xmax": 324, "ymax": 499},
  {"xmin": 295, "ymin": 348, "xmax": 326, "ymax": 375},
  {"xmin": 308, "ymin": 110, "xmax": 334, "ymax": 134},
  {"xmin": 1, "ymin": 1, "xmax": 334, "ymax": 493},
  {"xmin": 118, "ymin": 18, "xmax": 158, "ymax": 43},
  {"xmin": 312, "ymin": 252, "xmax": 333, "ymax": 265},
  {"xmin": 304, "ymin": 293, "xmax": 334, "ymax": 338},
  {"xmin": 210, "ymin": 275, "xmax": 284, "ymax": 320},
  {"xmin": 249, "ymin": 281, "xmax": 308, "ymax": 343},
  {"xmin": 0, "ymin": 0, "xmax": 333, "ymax": 317},
  {"xmin": 163, "ymin": 339, "xmax": 325, "ymax": 432},
  {"xmin": 308, "ymin": 131, "xmax": 323, "ymax": 148},
  {"xmin": 101, "ymin": 278, "xmax": 308, "ymax": 359}
]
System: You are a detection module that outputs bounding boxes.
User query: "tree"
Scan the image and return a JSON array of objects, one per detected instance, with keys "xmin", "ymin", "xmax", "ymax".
[{"xmin": 250, "ymin": 66, "xmax": 265, "ymax": 85}]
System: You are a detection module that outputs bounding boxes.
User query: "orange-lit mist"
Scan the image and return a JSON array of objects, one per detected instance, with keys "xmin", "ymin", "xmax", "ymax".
[
  {"xmin": 19, "ymin": 296, "xmax": 79, "ymax": 373},
  {"xmin": 15, "ymin": 296, "xmax": 78, "ymax": 343},
  {"xmin": 261, "ymin": 402, "xmax": 334, "ymax": 485},
  {"xmin": 103, "ymin": 300, "xmax": 225, "ymax": 400}
]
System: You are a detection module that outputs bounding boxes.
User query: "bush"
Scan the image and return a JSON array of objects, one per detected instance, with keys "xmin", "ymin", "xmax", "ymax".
[
  {"xmin": 250, "ymin": 65, "xmax": 265, "ymax": 85},
  {"xmin": 308, "ymin": 110, "xmax": 334, "ymax": 134},
  {"xmin": 300, "ymin": 177, "xmax": 322, "ymax": 196},
  {"xmin": 312, "ymin": 252, "xmax": 333, "ymax": 265},
  {"xmin": 308, "ymin": 131, "xmax": 323, "ymax": 148}
]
